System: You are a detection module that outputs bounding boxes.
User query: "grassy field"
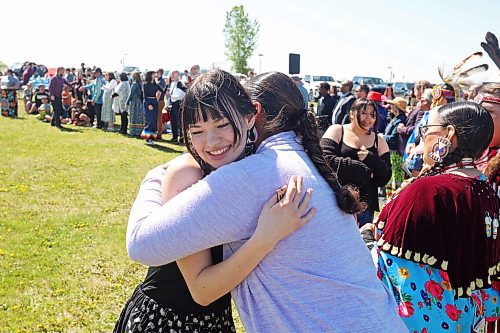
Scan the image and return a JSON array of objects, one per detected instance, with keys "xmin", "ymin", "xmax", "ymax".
[{"xmin": 0, "ymin": 104, "xmax": 244, "ymax": 332}]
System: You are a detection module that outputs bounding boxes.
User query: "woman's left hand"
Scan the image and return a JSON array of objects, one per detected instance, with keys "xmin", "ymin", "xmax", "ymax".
[{"xmin": 358, "ymin": 145, "xmax": 369, "ymax": 161}]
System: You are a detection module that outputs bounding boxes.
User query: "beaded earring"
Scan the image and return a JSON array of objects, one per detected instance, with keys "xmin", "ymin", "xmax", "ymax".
[
  {"xmin": 244, "ymin": 126, "xmax": 257, "ymax": 157},
  {"xmin": 428, "ymin": 137, "xmax": 451, "ymax": 163}
]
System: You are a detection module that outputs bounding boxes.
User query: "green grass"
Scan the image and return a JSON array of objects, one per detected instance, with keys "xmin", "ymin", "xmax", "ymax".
[{"xmin": 0, "ymin": 104, "xmax": 244, "ymax": 332}]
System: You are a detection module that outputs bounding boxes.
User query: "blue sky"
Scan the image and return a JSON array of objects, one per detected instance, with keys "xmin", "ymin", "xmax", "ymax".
[{"xmin": 2, "ymin": 0, "xmax": 499, "ymax": 83}]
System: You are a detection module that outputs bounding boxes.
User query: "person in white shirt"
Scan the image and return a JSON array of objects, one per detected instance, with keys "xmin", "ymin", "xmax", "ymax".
[
  {"xmin": 181, "ymin": 70, "xmax": 190, "ymax": 85},
  {"xmin": 166, "ymin": 70, "xmax": 186, "ymax": 144},
  {"xmin": 101, "ymin": 72, "xmax": 118, "ymax": 131}
]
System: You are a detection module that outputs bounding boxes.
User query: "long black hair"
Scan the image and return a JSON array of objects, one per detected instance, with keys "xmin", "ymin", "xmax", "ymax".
[
  {"xmin": 245, "ymin": 72, "xmax": 362, "ymax": 214},
  {"xmin": 144, "ymin": 71, "xmax": 155, "ymax": 84},
  {"xmin": 349, "ymin": 98, "xmax": 379, "ymax": 133},
  {"xmin": 181, "ymin": 69, "xmax": 256, "ymax": 171},
  {"xmin": 435, "ymin": 101, "xmax": 494, "ymax": 166}
]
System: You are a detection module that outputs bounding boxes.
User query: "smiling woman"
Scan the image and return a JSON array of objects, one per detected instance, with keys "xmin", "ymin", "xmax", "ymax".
[
  {"xmin": 321, "ymin": 98, "xmax": 392, "ymax": 227},
  {"xmin": 182, "ymin": 72, "xmax": 257, "ymax": 170}
]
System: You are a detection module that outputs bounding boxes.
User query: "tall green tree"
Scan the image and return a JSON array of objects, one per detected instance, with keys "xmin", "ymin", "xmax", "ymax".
[{"xmin": 224, "ymin": 5, "xmax": 259, "ymax": 74}]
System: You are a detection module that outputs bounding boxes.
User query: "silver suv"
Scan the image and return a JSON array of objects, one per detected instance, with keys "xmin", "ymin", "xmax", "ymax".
[
  {"xmin": 303, "ymin": 75, "xmax": 336, "ymax": 101},
  {"xmin": 352, "ymin": 76, "xmax": 387, "ymax": 94}
]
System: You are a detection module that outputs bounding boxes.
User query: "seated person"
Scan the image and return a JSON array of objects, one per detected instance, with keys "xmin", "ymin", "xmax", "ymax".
[
  {"xmin": 70, "ymin": 99, "xmax": 79, "ymax": 122},
  {"xmin": 62, "ymin": 85, "xmax": 72, "ymax": 118},
  {"xmin": 24, "ymin": 83, "xmax": 33, "ymax": 113},
  {"xmin": 72, "ymin": 101, "xmax": 92, "ymax": 127},
  {"xmin": 30, "ymin": 84, "xmax": 50, "ymax": 115},
  {"xmin": 36, "ymin": 97, "xmax": 52, "ymax": 121}
]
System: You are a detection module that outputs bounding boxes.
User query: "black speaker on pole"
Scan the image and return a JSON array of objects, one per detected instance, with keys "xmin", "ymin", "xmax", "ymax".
[{"xmin": 289, "ymin": 53, "xmax": 300, "ymax": 74}]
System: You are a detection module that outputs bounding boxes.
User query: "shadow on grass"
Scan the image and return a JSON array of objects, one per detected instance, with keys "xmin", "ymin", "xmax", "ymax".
[
  {"xmin": 146, "ymin": 143, "xmax": 184, "ymax": 153},
  {"xmin": 58, "ymin": 126, "xmax": 83, "ymax": 133}
]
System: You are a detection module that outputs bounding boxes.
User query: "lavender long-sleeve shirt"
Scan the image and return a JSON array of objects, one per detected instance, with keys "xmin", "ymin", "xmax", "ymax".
[{"xmin": 127, "ymin": 131, "xmax": 406, "ymax": 332}]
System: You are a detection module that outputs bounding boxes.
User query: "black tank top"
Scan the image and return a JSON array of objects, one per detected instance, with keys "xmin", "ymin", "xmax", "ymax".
[
  {"xmin": 141, "ymin": 246, "xmax": 231, "ymax": 314},
  {"xmin": 339, "ymin": 126, "xmax": 379, "ymax": 159},
  {"xmin": 339, "ymin": 126, "xmax": 380, "ymax": 211}
]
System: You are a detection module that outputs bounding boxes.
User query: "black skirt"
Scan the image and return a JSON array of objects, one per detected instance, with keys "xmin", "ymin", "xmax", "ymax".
[{"xmin": 114, "ymin": 284, "xmax": 236, "ymax": 333}]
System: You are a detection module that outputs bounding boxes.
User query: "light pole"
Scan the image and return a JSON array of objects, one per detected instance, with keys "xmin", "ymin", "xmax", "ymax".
[
  {"xmin": 121, "ymin": 53, "xmax": 128, "ymax": 69},
  {"xmin": 258, "ymin": 54, "xmax": 263, "ymax": 73},
  {"xmin": 387, "ymin": 66, "xmax": 393, "ymax": 83}
]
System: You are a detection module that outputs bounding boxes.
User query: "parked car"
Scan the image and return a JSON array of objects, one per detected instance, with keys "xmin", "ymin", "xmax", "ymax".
[
  {"xmin": 352, "ymin": 76, "xmax": 387, "ymax": 94},
  {"xmin": 122, "ymin": 66, "xmax": 140, "ymax": 74},
  {"xmin": 393, "ymin": 82, "xmax": 414, "ymax": 97},
  {"xmin": 303, "ymin": 75, "xmax": 336, "ymax": 101}
]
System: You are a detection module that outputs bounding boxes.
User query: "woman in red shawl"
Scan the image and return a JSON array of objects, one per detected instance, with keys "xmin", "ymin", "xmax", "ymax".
[{"xmin": 372, "ymin": 101, "xmax": 500, "ymax": 332}]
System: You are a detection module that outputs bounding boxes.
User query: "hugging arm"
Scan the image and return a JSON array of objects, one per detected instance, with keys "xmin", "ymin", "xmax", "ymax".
[
  {"xmin": 175, "ymin": 175, "xmax": 314, "ymax": 306},
  {"xmin": 126, "ymin": 161, "xmax": 264, "ymax": 267}
]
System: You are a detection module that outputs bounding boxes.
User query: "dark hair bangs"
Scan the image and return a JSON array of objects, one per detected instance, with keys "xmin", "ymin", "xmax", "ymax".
[{"xmin": 182, "ymin": 85, "xmax": 246, "ymax": 148}]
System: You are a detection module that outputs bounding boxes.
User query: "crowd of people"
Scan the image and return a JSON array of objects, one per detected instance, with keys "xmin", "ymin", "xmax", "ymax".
[
  {"xmin": 1, "ymin": 62, "xmax": 202, "ymax": 145},
  {"xmin": 2, "ymin": 32, "xmax": 500, "ymax": 332}
]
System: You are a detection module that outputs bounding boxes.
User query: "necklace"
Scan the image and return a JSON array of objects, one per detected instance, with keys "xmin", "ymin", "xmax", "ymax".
[
  {"xmin": 387, "ymin": 158, "xmax": 478, "ymax": 203},
  {"xmin": 439, "ymin": 158, "xmax": 476, "ymax": 173}
]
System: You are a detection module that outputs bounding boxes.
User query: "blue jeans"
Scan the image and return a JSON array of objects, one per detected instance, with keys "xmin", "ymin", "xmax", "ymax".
[{"xmin": 357, "ymin": 208, "xmax": 375, "ymax": 228}]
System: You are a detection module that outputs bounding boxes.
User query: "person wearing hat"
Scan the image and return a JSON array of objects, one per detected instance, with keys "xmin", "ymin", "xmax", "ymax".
[
  {"xmin": 367, "ymin": 91, "xmax": 388, "ymax": 133},
  {"xmin": 291, "ymin": 76, "xmax": 308, "ymax": 109},
  {"xmin": 398, "ymin": 88, "xmax": 432, "ymax": 145},
  {"xmin": 384, "ymin": 97, "xmax": 408, "ymax": 197}
]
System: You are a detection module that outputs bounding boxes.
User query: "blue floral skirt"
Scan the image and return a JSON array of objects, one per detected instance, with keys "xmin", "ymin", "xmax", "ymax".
[{"xmin": 376, "ymin": 251, "xmax": 500, "ymax": 332}]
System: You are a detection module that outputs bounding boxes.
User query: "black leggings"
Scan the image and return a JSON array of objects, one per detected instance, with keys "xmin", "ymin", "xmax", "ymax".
[
  {"xmin": 95, "ymin": 103, "xmax": 103, "ymax": 128},
  {"xmin": 120, "ymin": 112, "xmax": 128, "ymax": 133},
  {"xmin": 51, "ymin": 96, "xmax": 62, "ymax": 126}
]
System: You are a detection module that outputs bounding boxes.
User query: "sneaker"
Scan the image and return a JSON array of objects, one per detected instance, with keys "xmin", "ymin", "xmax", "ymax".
[
  {"xmin": 106, "ymin": 128, "xmax": 114, "ymax": 132},
  {"xmin": 167, "ymin": 138, "xmax": 178, "ymax": 143},
  {"xmin": 145, "ymin": 139, "xmax": 155, "ymax": 145}
]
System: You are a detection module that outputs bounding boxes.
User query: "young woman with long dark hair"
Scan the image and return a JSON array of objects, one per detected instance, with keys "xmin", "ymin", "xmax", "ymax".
[{"xmin": 321, "ymin": 98, "xmax": 392, "ymax": 226}]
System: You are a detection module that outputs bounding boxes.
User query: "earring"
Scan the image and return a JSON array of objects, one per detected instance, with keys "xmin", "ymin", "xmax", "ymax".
[
  {"xmin": 244, "ymin": 126, "xmax": 257, "ymax": 157},
  {"xmin": 190, "ymin": 144, "xmax": 213, "ymax": 175},
  {"xmin": 428, "ymin": 137, "xmax": 451, "ymax": 163}
]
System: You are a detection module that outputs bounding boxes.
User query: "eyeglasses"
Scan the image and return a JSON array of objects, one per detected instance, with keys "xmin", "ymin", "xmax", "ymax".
[{"xmin": 418, "ymin": 124, "xmax": 447, "ymax": 138}]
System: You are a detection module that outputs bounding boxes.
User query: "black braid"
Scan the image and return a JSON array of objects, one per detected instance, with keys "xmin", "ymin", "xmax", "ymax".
[{"xmin": 296, "ymin": 110, "xmax": 363, "ymax": 214}]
